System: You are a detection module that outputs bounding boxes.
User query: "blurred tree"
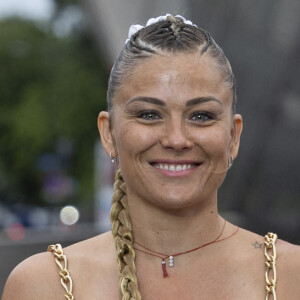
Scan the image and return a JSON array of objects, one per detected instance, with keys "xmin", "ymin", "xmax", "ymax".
[
  {"xmin": 54, "ymin": 0, "xmax": 76, "ymax": 9},
  {"xmin": 0, "ymin": 16, "xmax": 108, "ymax": 207}
]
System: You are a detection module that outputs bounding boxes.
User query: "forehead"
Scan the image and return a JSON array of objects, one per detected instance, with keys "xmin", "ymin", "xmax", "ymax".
[{"xmin": 114, "ymin": 52, "xmax": 231, "ymax": 105}]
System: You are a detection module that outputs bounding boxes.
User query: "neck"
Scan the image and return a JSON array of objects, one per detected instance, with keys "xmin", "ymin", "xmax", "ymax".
[{"xmin": 127, "ymin": 192, "xmax": 223, "ymax": 254}]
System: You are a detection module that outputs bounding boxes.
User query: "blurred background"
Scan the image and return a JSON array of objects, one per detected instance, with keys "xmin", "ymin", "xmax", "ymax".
[{"xmin": 0, "ymin": 0, "xmax": 299, "ymax": 295}]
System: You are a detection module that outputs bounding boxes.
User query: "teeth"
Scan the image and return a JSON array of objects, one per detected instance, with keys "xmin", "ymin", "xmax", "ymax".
[
  {"xmin": 175, "ymin": 165, "xmax": 182, "ymax": 171},
  {"xmin": 154, "ymin": 163, "xmax": 196, "ymax": 171}
]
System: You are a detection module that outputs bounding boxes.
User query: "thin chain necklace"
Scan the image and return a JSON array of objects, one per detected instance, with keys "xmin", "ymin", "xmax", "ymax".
[{"xmin": 133, "ymin": 220, "xmax": 239, "ymax": 278}]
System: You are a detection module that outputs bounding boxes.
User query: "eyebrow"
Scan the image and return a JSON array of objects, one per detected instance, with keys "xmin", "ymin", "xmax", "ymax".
[
  {"xmin": 127, "ymin": 96, "xmax": 223, "ymax": 106},
  {"xmin": 127, "ymin": 97, "xmax": 165, "ymax": 106},
  {"xmin": 186, "ymin": 96, "xmax": 223, "ymax": 106}
]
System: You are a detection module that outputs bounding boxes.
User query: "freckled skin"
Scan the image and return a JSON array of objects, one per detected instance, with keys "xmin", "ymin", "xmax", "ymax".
[{"xmin": 106, "ymin": 52, "xmax": 242, "ymax": 211}]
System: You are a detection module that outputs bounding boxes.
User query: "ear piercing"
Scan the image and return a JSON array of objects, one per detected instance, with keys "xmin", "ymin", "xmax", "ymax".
[
  {"xmin": 110, "ymin": 152, "xmax": 116, "ymax": 164},
  {"xmin": 228, "ymin": 155, "xmax": 234, "ymax": 169}
]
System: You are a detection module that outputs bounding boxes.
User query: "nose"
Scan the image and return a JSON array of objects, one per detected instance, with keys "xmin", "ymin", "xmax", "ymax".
[{"xmin": 159, "ymin": 118, "xmax": 193, "ymax": 151}]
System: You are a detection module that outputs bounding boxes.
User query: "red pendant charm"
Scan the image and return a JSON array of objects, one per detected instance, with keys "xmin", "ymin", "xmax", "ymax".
[{"xmin": 162, "ymin": 260, "xmax": 168, "ymax": 278}]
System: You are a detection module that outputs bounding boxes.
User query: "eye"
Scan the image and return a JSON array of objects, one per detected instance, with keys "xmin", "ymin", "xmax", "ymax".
[
  {"xmin": 138, "ymin": 110, "xmax": 161, "ymax": 121},
  {"xmin": 190, "ymin": 111, "xmax": 214, "ymax": 122}
]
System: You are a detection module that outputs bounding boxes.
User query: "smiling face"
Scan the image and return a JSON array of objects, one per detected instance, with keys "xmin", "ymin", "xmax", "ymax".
[{"xmin": 99, "ymin": 52, "xmax": 242, "ymax": 210}]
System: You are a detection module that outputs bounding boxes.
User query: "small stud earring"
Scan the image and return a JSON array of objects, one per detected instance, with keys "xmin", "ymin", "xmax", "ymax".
[
  {"xmin": 228, "ymin": 155, "xmax": 234, "ymax": 169},
  {"xmin": 110, "ymin": 152, "xmax": 115, "ymax": 164}
]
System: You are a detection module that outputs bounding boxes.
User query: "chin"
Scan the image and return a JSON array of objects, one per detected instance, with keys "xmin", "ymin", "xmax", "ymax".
[{"xmin": 153, "ymin": 191, "xmax": 205, "ymax": 212}]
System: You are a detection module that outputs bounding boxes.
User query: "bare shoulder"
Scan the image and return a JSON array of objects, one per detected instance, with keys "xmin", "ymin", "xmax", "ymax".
[
  {"xmin": 2, "ymin": 231, "xmax": 119, "ymax": 300},
  {"xmin": 58, "ymin": 231, "xmax": 119, "ymax": 299},
  {"xmin": 62, "ymin": 230, "xmax": 117, "ymax": 271},
  {"xmin": 230, "ymin": 227, "xmax": 300, "ymax": 298},
  {"xmin": 1, "ymin": 250, "xmax": 62, "ymax": 300},
  {"xmin": 276, "ymin": 238, "xmax": 300, "ymax": 299},
  {"xmin": 276, "ymin": 238, "xmax": 300, "ymax": 272},
  {"xmin": 276, "ymin": 237, "xmax": 300, "ymax": 258}
]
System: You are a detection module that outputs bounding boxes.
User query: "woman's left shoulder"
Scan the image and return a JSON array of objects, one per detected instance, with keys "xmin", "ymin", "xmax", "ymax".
[
  {"xmin": 276, "ymin": 237, "xmax": 300, "ymax": 255},
  {"xmin": 276, "ymin": 238, "xmax": 300, "ymax": 298},
  {"xmin": 276, "ymin": 238, "xmax": 300, "ymax": 268}
]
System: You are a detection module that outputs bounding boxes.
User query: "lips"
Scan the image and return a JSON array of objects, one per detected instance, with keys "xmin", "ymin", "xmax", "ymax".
[
  {"xmin": 149, "ymin": 160, "xmax": 201, "ymax": 175},
  {"xmin": 152, "ymin": 163, "xmax": 198, "ymax": 172}
]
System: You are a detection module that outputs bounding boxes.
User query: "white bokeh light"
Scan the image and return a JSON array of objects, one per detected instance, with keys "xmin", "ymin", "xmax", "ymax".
[{"xmin": 60, "ymin": 205, "xmax": 80, "ymax": 226}]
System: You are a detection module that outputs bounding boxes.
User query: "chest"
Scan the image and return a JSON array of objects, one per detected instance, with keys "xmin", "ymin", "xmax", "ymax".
[
  {"xmin": 70, "ymin": 272, "xmax": 265, "ymax": 300},
  {"xmin": 66, "ymin": 247, "xmax": 266, "ymax": 299},
  {"xmin": 134, "ymin": 251, "xmax": 265, "ymax": 300},
  {"xmin": 136, "ymin": 262, "xmax": 266, "ymax": 300}
]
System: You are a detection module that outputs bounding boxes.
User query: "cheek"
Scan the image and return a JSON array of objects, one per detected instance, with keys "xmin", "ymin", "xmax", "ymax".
[
  {"xmin": 113, "ymin": 121, "xmax": 159, "ymax": 159},
  {"xmin": 195, "ymin": 125, "xmax": 231, "ymax": 157}
]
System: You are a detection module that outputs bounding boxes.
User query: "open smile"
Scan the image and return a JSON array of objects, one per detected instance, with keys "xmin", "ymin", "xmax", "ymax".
[{"xmin": 149, "ymin": 160, "xmax": 202, "ymax": 177}]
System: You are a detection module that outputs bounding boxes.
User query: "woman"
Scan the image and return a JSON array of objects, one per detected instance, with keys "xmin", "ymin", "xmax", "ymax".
[{"xmin": 2, "ymin": 14, "xmax": 300, "ymax": 300}]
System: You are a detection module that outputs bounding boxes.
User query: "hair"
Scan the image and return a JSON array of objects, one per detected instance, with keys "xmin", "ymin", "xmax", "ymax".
[
  {"xmin": 107, "ymin": 15, "xmax": 237, "ymax": 115},
  {"xmin": 108, "ymin": 15, "xmax": 237, "ymax": 299},
  {"xmin": 110, "ymin": 169, "xmax": 140, "ymax": 299}
]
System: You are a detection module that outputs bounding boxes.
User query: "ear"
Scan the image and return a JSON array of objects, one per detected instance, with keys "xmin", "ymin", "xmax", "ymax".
[
  {"xmin": 98, "ymin": 111, "xmax": 116, "ymax": 156},
  {"xmin": 230, "ymin": 114, "xmax": 243, "ymax": 159}
]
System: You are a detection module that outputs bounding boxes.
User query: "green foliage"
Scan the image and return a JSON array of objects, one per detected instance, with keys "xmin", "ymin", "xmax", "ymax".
[
  {"xmin": 0, "ymin": 18, "xmax": 108, "ymax": 206},
  {"xmin": 54, "ymin": 0, "xmax": 78, "ymax": 10}
]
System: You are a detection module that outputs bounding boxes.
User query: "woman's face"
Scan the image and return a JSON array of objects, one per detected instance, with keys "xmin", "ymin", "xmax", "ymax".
[{"xmin": 99, "ymin": 52, "xmax": 242, "ymax": 210}]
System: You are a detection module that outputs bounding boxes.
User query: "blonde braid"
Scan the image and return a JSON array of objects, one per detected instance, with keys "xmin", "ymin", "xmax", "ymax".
[{"xmin": 110, "ymin": 169, "xmax": 141, "ymax": 300}]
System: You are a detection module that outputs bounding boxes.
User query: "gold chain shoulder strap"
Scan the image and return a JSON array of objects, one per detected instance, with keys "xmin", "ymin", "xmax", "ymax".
[
  {"xmin": 264, "ymin": 232, "xmax": 278, "ymax": 300},
  {"xmin": 48, "ymin": 244, "xmax": 74, "ymax": 300}
]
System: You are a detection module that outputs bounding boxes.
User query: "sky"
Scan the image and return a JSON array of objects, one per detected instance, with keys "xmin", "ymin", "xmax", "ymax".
[{"xmin": 0, "ymin": 0, "xmax": 55, "ymax": 21}]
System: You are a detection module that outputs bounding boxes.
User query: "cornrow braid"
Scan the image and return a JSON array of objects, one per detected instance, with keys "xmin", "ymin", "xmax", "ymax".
[
  {"xmin": 110, "ymin": 169, "xmax": 141, "ymax": 300},
  {"xmin": 167, "ymin": 15, "xmax": 184, "ymax": 39},
  {"xmin": 201, "ymin": 30, "xmax": 212, "ymax": 54}
]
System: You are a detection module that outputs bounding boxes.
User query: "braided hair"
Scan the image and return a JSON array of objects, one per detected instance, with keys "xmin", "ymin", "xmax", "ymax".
[
  {"xmin": 110, "ymin": 169, "xmax": 140, "ymax": 300},
  {"xmin": 108, "ymin": 15, "xmax": 236, "ymax": 299}
]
